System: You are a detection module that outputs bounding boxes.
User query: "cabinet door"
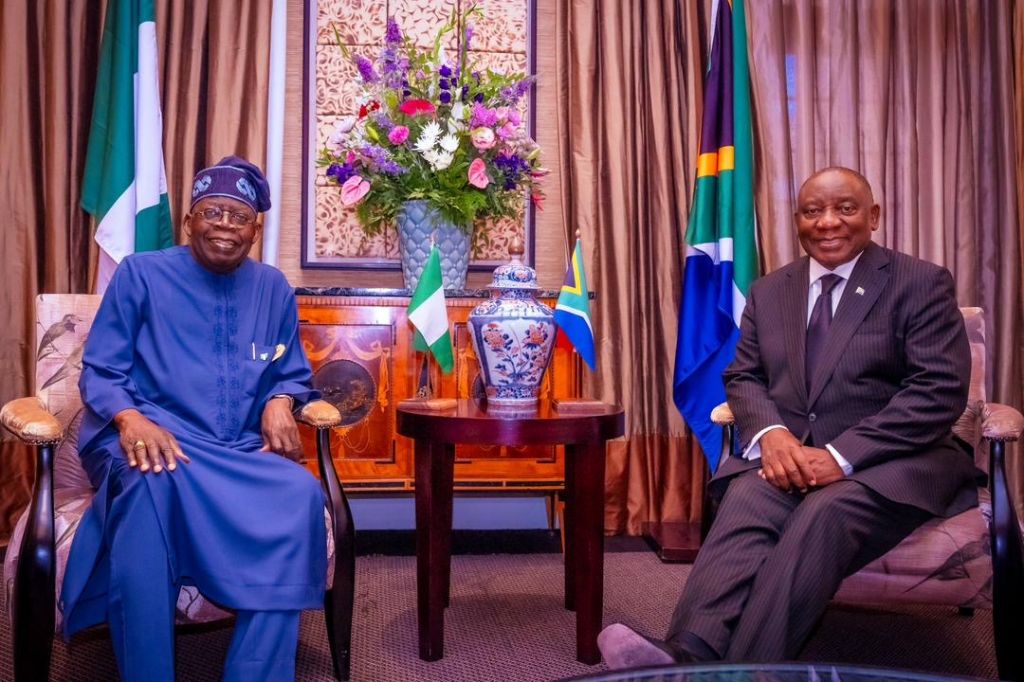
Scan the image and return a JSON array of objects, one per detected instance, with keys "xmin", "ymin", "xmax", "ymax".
[{"xmin": 297, "ymin": 304, "xmax": 411, "ymax": 486}]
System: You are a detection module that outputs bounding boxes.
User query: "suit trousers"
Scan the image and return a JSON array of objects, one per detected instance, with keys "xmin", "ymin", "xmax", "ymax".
[
  {"xmin": 667, "ymin": 469, "xmax": 932, "ymax": 662},
  {"xmin": 105, "ymin": 464, "xmax": 302, "ymax": 681}
]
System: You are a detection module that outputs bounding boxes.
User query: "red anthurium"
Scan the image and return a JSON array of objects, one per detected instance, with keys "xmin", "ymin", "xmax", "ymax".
[{"xmin": 398, "ymin": 99, "xmax": 436, "ymax": 117}]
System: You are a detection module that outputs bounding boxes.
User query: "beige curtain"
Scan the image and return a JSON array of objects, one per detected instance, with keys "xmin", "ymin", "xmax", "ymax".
[
  {"xmin": 0, "ymin": 1, "xmax": 102, "ymax": 543},
  {"xmin": 747, "ymin": 0, "xmax": 1024, "ymax": 510},
  {"xmin": 556, "ymin": 0, "xmax": 707, "ymax": 534},
  {"xmin": 159, "ymin": 0, "xmax": 272, "ymax": 236},
  {"xmin": 0, "ymin": 0, "xmax": 271, "ymax": 544}
]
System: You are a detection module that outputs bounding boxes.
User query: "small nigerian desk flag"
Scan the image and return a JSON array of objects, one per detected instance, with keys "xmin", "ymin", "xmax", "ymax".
[
  {"xmin": 407, "ymin": 246, "xmax": 454, "ymax": 374},
  {"xmin": 554, "ymin": 238, "xmax": 596, "ymax": 371}
]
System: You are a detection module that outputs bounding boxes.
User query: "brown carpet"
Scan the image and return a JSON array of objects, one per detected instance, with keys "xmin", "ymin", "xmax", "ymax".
[{"xmin": 0, "ymin": 552, "xmax": 998, "ymax": 681}]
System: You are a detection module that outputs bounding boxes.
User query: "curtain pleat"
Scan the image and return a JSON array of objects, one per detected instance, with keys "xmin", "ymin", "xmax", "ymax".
[
  {"xmin": 0, "ymin": 0, "xmax": 271, "ymax": 544},
  {"xmin": 556, "ymin": 0, "xmax": 706, "ymax": 534}
]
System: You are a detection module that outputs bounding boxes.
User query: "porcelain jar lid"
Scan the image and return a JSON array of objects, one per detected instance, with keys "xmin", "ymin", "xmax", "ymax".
[{"xmin": 487, "ymin": 235, "xmax": 538, "ymax": 290}]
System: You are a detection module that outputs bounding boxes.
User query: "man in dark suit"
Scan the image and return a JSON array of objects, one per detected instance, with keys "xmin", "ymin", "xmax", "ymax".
[{"xmin": 599, "ymin": 167, "xmax": 977, "ymax": 666}]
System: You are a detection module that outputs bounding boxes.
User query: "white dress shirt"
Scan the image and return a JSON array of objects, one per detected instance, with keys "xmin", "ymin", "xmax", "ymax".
[{"xmin": 741, "ymin": 253, "xmax": 865, "ymax": 476}]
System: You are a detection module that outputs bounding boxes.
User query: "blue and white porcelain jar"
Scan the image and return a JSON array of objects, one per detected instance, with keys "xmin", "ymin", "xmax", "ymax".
[{"xmin": 467, "ymin": 238, "xmax": 556, "ymax": 408}]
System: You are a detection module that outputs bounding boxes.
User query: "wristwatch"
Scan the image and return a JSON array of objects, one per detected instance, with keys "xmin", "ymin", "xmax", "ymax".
[{"xmin": 271, "ymin": 394, "xmax": 295, "ymax": 409}]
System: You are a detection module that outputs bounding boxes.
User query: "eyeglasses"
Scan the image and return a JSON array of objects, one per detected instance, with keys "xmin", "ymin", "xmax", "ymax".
[{"xmin": 196, "ymin": 205, "xmax": 256, "ymax": 228}]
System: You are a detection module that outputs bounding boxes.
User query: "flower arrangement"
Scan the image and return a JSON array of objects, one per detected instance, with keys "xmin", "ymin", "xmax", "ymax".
[{"xmin": 318, "ymin": 6, "xmax": 544, "ymax": 242}]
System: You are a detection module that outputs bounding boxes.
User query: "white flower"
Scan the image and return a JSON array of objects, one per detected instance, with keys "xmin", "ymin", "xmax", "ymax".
[
  {"xmin": 414, "ymin": 136, "xmax": 437, "ymax": 155},
  {"xmin": 438, "ymin": 133, "xmax": 459, "ymax": 153},
  {"xmin": 451, "ymin": 102, "xmax": 466, "ymax": 121},
  {"xmin": 420, "ymin": 149, "xmax": 439, "ymax": 166},
  {"xmin": 326, "ymin": 115, "xmax": 358, "ymax": 154},
  {"xmin": 336, "ymin": 115, "xmax": 357, "ymax": 134},
  {"xmin": 432, "ymin": 150, "xmax": 455, "ymax": 171},
  {"xmin": 420, "ymin": 121, "xmax": 442, "ymax": 143}
]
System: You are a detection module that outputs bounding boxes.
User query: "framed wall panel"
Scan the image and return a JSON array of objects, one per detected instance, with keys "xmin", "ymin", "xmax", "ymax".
[{"xmin": 301, "ymin": 0, "xmax": 538, "ymax": 273}]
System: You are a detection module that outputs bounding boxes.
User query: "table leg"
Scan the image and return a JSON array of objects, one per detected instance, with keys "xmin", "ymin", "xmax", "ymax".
[
  {"xmin": 562, "ymin": 448, "xmax": 576, "ymax": 611},
  {"xmin": 414, "ymin": 439, "xmax": 455, "ymax": 661},
  {"xmin": 440, "ymin": 444, "xmax": 455, "ymax": 608},
  {"xmin": 566, "ymin": 440, "xmax": 606, "ymax": 664}
]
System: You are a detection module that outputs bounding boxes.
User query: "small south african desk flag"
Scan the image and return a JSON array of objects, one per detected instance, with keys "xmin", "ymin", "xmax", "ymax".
[
  {"xmin": 554, "ymin": 238, "xmax": 596, "ymax": 371},
  {"xmin": 407, "ymin": 245, "xmax": 454, "ymax": 374}
]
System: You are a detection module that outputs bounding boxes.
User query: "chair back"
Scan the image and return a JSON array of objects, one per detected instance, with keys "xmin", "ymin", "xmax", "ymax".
[
  {"xmin": 953, "ymin": 307, "xmax": 987, "ymax": 472},
  {"xmin": 34, "ymin": 294, "xmax": 101, "ymax": 492},
  {"xmin": 34, "ymin": 294, "xmax": 101, "ymax": 428}
]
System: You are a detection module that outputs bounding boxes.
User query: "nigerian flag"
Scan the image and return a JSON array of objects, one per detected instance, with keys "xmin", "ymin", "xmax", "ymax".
[
  {"xmin": 672, "ymin": 0, "xmax": 759, "ymax": 472},
  {"xmin": 407, "ymin": 246, "xmax": 454, "ymax": 374},
  {"xmin": 82, "ymin": 0, "xmax": 173, "ymax": 295}
]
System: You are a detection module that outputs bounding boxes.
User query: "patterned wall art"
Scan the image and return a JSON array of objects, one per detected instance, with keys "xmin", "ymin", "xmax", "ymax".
[{"xmin": 301, "ymin": 0, "xmax": 537, "ymax": 272}]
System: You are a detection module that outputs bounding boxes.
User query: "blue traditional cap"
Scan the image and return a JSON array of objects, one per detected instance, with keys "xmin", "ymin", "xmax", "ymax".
[{"xmin": 190, "ymin": 155, "xmax": 272, "ymax": 214}]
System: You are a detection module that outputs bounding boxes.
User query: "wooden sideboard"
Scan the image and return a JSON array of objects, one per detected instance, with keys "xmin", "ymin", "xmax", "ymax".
[{"xmin": 294, "ymin": 289, "xmax": 583, "ymax": 493}]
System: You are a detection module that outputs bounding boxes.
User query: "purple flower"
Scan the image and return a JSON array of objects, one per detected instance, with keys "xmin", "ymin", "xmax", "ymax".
[
  {"xmin": 493, "ymin": 152, "xmax": 530, "ymax": 190},
  {"xmin": 501, "ymin": 78, "xmax": 533, "ymax": 104},
  {"xmin": 439, "ymin": 64, "xmax": 453, "ymax": 78},
  {"xmin": 461, "ymin": 85, "xmax": 470, "ymax": 102},
  {"xmin": 473, "ymin": 93, "xmax": 485, "ymax": 104},
  {"xmin": 355, "ymin": 55, "xmax": 378, "ymax": 83},
  {"xmin": 439, "ymin": 78, "xmax": 450, "ymax": 90},
  {"xmin": 385, "ymin": 17, "xmax": 402, "ymax": 45},
  {"xmin": 359, "ymin": 145, "xmax": 406, "ymax": 175},
  {"xmin": 372, "ymin": 112, "xmax": 395, "ymax": 131},
  {"xmin": 326, "ymin": 163, "xmax": 358, "ymax": 184},
  {"xmin": 464, "ymin": 23, "xmax": 474, "ymax": 48},
  {"xmin": 470, "ymin": 103, "xmax": 499, "ymax": 128},
  {"xmin": 439, "ymin": 91, "xmax": 452, "ymax": 104}
]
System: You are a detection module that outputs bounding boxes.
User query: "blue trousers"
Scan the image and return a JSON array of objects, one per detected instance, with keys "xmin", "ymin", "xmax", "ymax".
[{"xmin": 105, "ymin": 469, "xmax": 301, "ymax": 681}]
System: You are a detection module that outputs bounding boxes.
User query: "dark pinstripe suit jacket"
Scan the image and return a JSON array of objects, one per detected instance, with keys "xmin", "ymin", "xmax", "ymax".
[{"xmin": 715, "ymin": 241, "xmax": 978, "ymax": 517}]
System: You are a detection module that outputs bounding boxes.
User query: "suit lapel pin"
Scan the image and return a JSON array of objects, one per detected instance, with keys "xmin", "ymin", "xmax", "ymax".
[{"xmin": 855, "ymin": 286, "xmax": 865, "ymax": 296}]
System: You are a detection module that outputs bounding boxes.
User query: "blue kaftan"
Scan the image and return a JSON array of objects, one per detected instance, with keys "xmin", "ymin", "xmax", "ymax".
[{"xmin": 61, "ymin": 246, "xmax": 326, "ymax": 637}]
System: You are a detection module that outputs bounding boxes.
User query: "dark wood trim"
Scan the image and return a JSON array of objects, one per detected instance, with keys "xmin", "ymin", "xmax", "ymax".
[
  {"xmin": 318, "ymin": 427, "xmax": 356, "ymax": 682},
  {"xmin": 13, "ymin": 443, "xmax": 56, "ymax": 681},
  {"xmin": 988, "ymin": 439, "xmax": 1023, "ymax": 682}
]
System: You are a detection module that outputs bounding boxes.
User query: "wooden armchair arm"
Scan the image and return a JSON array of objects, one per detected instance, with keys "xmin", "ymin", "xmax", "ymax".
[
  {"xmin": 710, "ymin": 402, "xmax": 734, "ymax": 426},
  {"xmin": 1, "ymin": 397, "xmax": 63, "ymax": 444},
  {"xmin": 296, "ymin": 400, "xmax": 342, "ymax": 429},
  {"xmin": 2, "ymin": 398, "xmax": 59, "ymax": 679},
  {"xmin": 981, "ymin": 403, "xmax": 1024, "ymax": 443}
]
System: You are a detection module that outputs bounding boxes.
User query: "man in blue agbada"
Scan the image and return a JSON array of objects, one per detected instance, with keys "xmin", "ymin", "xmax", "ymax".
[{"xmin": 61, "ymin": 156, "xmax": 327, "ymax": 681}]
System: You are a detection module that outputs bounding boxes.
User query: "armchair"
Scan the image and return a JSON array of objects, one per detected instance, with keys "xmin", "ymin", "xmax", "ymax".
[
  {"xmin": 709, "ymin": 308, "xmax": 1023, "ymax": 680},
  {"xmin": 0, "ymin": 294, "xmax": 357, "ymax": 681}
]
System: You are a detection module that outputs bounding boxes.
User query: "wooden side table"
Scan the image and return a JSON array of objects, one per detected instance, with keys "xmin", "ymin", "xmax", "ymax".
[{"xmin": 396, "ymin": 399, "xmax": 625, "ymax": 664}]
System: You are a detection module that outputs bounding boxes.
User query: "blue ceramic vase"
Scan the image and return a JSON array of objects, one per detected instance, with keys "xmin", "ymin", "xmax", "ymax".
[
  {"xmin": 467, "ymin": 239, "xmax": 556, "ymax": 408},
  {"xmin": 396, "ymin": 200, "xmax": 470, "ymax": 291}
]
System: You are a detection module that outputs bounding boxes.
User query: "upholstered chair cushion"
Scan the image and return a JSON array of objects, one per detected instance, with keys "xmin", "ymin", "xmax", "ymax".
[{"xmin": 835, "ymin": 306, "xmax": 992, "ymax": 609}]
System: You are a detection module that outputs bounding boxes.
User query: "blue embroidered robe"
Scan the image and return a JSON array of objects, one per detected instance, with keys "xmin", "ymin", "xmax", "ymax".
[{"xmin": 61, "ymin": 246, "xmax": 326, "ymax": 637}]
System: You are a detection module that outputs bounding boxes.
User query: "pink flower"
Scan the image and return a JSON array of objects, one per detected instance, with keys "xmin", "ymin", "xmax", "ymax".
[
  {"xmin": 388, "ymin": 126, "xmax": 410, "ymax": 144},
  {"xmin": 468, "ymin": 158, "xmax": 489, "ymax": 189},
  {"xmin": 531, "ymin": 192, "xmax": 545, "ymax": 211},
  {"xmin": 398, "ymin": 99, "xmax": 436, "ymax": 116},
  {"xmin": 496, "ymin": 121, "xmax": 518, "ymax": 140},
  {"xmin": 340, "ymin": 175, "xmax": 370, "ymax": 206},
  {"xmin": 471, "ymin": 127, "xmax": 496, "ymax": 150}
]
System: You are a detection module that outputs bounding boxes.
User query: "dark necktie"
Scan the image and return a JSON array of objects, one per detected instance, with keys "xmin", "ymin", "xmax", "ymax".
[{"xmin": 805, "ymin": 274, "xmax": 842, "ymax": 392}]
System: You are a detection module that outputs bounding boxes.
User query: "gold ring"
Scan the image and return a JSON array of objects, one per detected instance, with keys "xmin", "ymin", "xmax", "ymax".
[{"xmin": 133, "ymin": 440, "xmax": 146, "ymax": 450}]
